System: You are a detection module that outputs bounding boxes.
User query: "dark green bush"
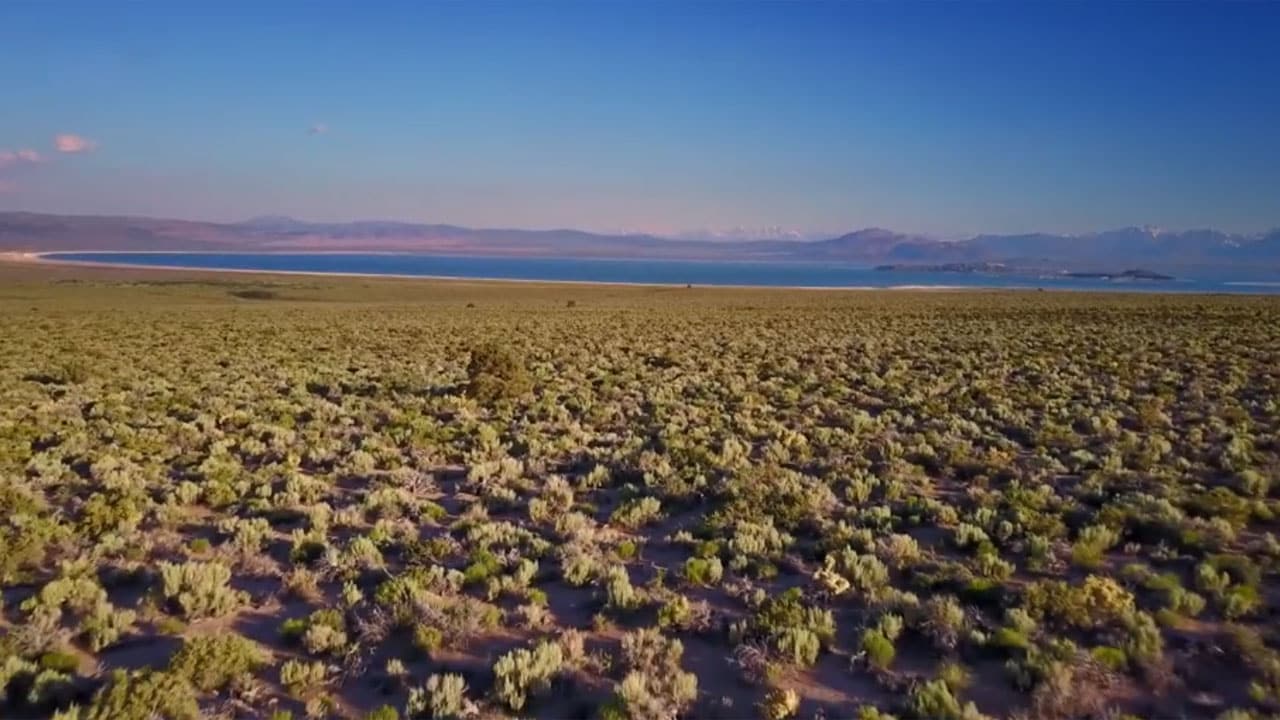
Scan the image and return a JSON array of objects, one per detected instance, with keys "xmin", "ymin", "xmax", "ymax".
[
  {"xmin": 463, "ymin": 548, "xmax": 502, "ymax": 585},
  {"xmin": 38, "ymin": 650, "xmax": 79, "ymax": 674},
  {"xmin": 169, "ymin": 633, "xmax": 269, "ymax": 691},
  {"xmin": 861, "ymin": 629, "xmax": 895, "ymax": 669},
  {"xmin": 81, "ymin": 670, "xmax": 199, "ymax": 720},
  {"xmin": 465, "ymin": 343, "xmax": 532, "ymax": 403},
  {"xmin": 365, "ymin": 705, "xmax": 400, "ymax": 720}
]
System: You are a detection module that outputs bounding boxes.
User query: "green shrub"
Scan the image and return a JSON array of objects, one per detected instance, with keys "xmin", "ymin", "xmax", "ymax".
[
  {"xmin": 38, "ymin": 650, "xmax": 79, "ymax": 674},
  {"xmin": 938, "ymin": 661, "xmax": 971, "ymax": 692},
  {"xmin": 158, "ymin": 561, "xmax": 246, "ymax": 619},
  {"xmin": 953, "ymin": 524, "xmax": 989, "ymax": 550},
  {"xmin": 1164, "ymin": 586, "xmax": 1206, "ymax": 617},
  {"xmin": 0, "ymin": 514, "xmax": 58, "ymax": 584},
  {"xmin": 1222, "ymin": 585, "xmax": 1261, "ymax": 619},
  {"xmin": 657, "ymin": 594, "xmax": 693, "ymax": 630},
  {"xmin": 465, "ymin": 343, "xmax": 532, "ymax": 403},
  {"xmin": 919, "ymin": 595, "xmax": 968, "ymax": 651},
  {"xmin": 462, "ymin": 549, "xmax": 503, "ymax": 586},
  {"xmin": 82, "ymin": 601, "xmax": 137, "ymax": 651},
  {"xmin": 561, "ymin": 547, "xmax": 601, "ymax": 586},
  {"xmin": 612, "ymin": 629, "xmax": 698, "ymax": 720},
  {"xmin": 492, "ymin": 640, "xmax": 563, "ymax": 710},
  {"xmin": 280, "ymin": 617, "xmax": 308, "ymax": 640},
  {"xmin": 413, "ymin": 624, "xmax": 444, "ymax": 656},
  {"xmin": 1, "ymin": 656, "xmax": 40, "ymax": 703},
  {"xmin": 877, "ymin": 613, "xmax": 905, "ymax": 641},
  {"xmin": 26, "ymin": 667, "xmax": 75, "ymax": 708},
  {"xmin": 407, "ymin": 673, "xmax": 469, "ymax": 718},
  {"xmin": 24, "ymin": 574, "xmax": 107, "ymax": 614},
  {"xmin": 908, "ymin": 678, "xmax": 988, "ymax": 720},
  {"xmin": 738, "ymin": 588, "xmax": 834, "ymax": 666},
  {"xmin": 972, "ymin": 549, "xmax": 1014, "ymax": 581},
  {"xmin": 1070, "ymin": 525, "xmax": 1119, "ymax": 569},
  {"xmin": 777, "ymin": 626, "xmax": 822, "ymax": 666},
  {"xmin": 991, "ymin": 627, "xmax": 1031, "ymax": 651},
  {"xmin": 1233, "ymin": 469, "xmax": 1270, "ymax": 498},
  {"xmin": 1022, "ymin": 576, "xmax": 1134, "ymax": 630},
  {"xmin": 819, "ymin": 547, "xmax": 889, "ymax": 600},
  {"xmin": 285, "ymin": 608, "xmax": 348, "ymax": 656},
  {"xmin": 611, "ymin": 497, "xmax": 662, "ymax": 529},
  {"xmin": 280, "ymin": 659, "xmax": 328, "ymax": 698},
  {"xmin": 79, "ymin": 489, "xmax": 146, "ymax": 537},
  {"xmin": 1090, "ymin": 645, "xmax": 1128, "ymax": 671},
  {"xmin": 169, "ymin": 633, "xmax": 269, "ymax": 691},
  {"xmin": 861, "ymin": 629, "xmax": 896, "ymax": 669},
  {"xmin": 302, "ymin": 623, "xmax": 348, "ymax": 655},
  {"xmin": 681, "ymin": 556, "xmax": 723, "ymax": 586},
  {"xmin": 80, "ymin": 670, "xmax": 199, "ymax": 720},
  {"xmin": 1120, "ymin": 612, "xmax": 1164, "ymax": 666},
  {"xmin": 365, "ymin": 707, "xmax": 399, "ymax": 720},
  {"xmin": 617, "ymin": 539, "xmax": 638, "ymax": 560},
  {"xmin": 758, "ymin": 688, "xmax": 800, "ymax": 720},
  {"xmin": 605, "ymin": 565, "xmax": 640, "ymax": 610}
]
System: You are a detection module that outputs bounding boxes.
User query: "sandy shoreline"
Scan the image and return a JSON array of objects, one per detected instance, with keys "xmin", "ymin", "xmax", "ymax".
[{"xmin": 16, "ymin": 251, "xmax": 980, "ymax": 292}]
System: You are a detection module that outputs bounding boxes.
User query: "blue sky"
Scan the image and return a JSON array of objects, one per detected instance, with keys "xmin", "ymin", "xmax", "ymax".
[{"xmin": 1, "ymin": 1, "xmax": 1277, "ymax": 236}]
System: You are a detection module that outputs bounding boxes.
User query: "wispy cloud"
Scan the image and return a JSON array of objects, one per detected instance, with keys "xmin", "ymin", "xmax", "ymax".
[
  {"xmin": 0, "ymin": 148, "xmax": 43, "ymax": 169},
  {"xmin": 54, "ymin": 133, "xmax": 98, "ymax": 153},
  {"xmin": 0, "ymin": 179, "xmax": 16, "ymax": 193},
  {"xmin": 308, "ymin": 123, "xmax": 328, "ymax": 135}
]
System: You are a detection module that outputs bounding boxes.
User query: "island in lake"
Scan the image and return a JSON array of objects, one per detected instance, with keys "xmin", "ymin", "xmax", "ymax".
[{"xmin": 874, "ymin": 262, "xmax": 1175, "ymax": 281}]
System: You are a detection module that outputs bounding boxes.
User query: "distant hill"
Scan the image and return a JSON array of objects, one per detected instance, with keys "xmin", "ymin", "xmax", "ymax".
[{"xmin": 2, "ymin": 211, "xmax": 1278, "ymax": 270}]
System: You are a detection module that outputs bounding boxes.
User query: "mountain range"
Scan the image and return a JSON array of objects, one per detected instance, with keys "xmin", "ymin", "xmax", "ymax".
[{"xmin": 2, "ymin": 211, "xmax": 1278, "ymax": 271}]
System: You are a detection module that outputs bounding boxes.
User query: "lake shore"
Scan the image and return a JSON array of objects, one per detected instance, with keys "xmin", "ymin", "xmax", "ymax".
[{"xmin": 17, "ymin": 250, "xmax": 1267, "ymax": 294}]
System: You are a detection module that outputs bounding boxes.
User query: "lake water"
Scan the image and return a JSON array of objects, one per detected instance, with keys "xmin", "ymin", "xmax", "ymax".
[{"xmin": 44, "ymin": 252, "xmax": 1280, "ymax": 294}]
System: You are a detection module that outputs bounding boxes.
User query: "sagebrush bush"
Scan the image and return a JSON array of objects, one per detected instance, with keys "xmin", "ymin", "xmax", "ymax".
[
  {"xmin": 734, "ymin": 588, "xmax": 834, "ymax": 667},
  {"xmin": 908, "ymin": 678, "xmax": 989, "ymax": 720},
  {"xmin": 280, "ymin": 659, "xmax": 328, "ymax": 698},
  {"xmin": 82, "ymin": 601, "xmax": 137, "ymax": 651},
  {"xmin": 492, "ymin": 640, "xmax": 563, "ymax": 710},
  {"xmin": 1022, "ymin": 576, "xmax": 1134, "ymax": 630},
  {"xmin": 612, "ymin": 628, "xmax": 698, "ymax": 720},
  {"xmin": 158, "ymin": 561, "xmax": 246, "ymax": 618},
  {"xmin": 919, "ymin": 595, "xmax": 968, "ymax": 651},
  {"xmin": 605, "ymin": 565, "xmax": 641, "ymax": 610},
  {"xmin": 861, "ymin": 629, "xmax": 896, "ymax": 669},
  {"xmin": 758, "ymin": 688, "xmax": 800, "ymax": 720},
  {"xmin": 78, "ymin": 670, "xmax": 199, "ymax": 720},
  {"xmin": 169, "ymin": 633, "xmax": 269, "ymax": 691},
  {"xmin": 407, "ymin": 673, "xmax": 469, "ymax": 719},
  {"xmin": 681, "ymin": 555, "xmax": 723, "ymax": 586},
  {"xmin": 611, "ymin": 496, "xmax": 662, "ymax": 528}
]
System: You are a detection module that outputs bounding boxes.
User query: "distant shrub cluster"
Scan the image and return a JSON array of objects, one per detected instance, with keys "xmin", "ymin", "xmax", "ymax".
[{"xmin": 228, "ymin": 288, "xmax": 281, "ymax": 300}]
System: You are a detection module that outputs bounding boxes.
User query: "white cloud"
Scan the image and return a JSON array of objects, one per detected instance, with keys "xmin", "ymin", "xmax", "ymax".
[
  {"xmin": 54, "ymin": 133, "xmax": 98, "ymax": 153},
  {"xmin": 0, "ymin": 148, "xmax": 42, "ymax": 168},
  {"xmin": 308, "ymin": 123, "xmax": 328, "ymax": 135}
]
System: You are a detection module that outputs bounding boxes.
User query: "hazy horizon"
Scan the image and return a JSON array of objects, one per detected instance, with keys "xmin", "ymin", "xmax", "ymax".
[
  {"xmin": 7, "ymin": 208, "xmax": 1280, "ymax": 245},
  {"xmin": 2, "ymin": 1, "xmax": 1279, "ymax": 237}
]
